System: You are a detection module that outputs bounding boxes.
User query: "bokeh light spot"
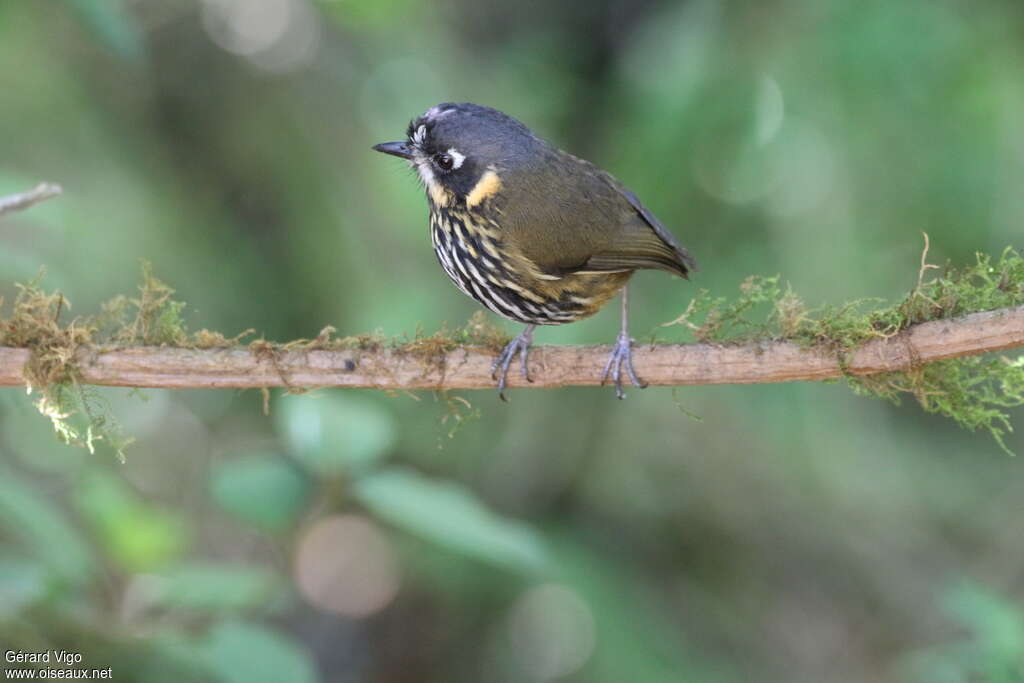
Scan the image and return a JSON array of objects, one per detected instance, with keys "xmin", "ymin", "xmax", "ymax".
[
  {"xmin": 293, "ymin": 515, "xmax": 400, "ymax": 618},
  {"xmin": 756, "ymin": 75, "xmax": 785, "ymax": 146},
  {"xmin": 504, "ymin": 584, "xmax": 596, "ymax": 681},
  {"xmin": 201, "ymin": 0, "xmax": 320, "ymax": 73}
]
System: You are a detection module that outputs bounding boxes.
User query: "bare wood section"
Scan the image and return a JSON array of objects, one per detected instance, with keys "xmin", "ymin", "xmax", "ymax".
[{"xmin": 1, "ymin": 306, "xmax": 1022, "ymax": 391}]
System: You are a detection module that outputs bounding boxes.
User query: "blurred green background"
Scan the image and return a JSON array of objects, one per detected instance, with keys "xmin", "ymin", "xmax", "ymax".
[{"xmin": 2, "ymin": 1, "xmax": 1024, "ymax": 681}]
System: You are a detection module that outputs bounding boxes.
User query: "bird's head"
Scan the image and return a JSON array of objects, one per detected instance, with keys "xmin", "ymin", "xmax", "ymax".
[{"xmin": 373, "ymin": 102, "xmax": 542, "ymax": 209}]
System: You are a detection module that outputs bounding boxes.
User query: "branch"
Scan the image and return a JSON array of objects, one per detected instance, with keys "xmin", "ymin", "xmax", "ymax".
[
  {"xmin": 1, "ymin": 306, "xmax": 1021, "ymax": 391},
  {"xmin": 0, "ymin": 182, "xmax": 63, "ymax": 216}
]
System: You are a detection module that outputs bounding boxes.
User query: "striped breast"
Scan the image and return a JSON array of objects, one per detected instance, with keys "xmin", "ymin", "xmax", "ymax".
[{"xmin": 429, "ymin": 209, "xmax": 589, "ymax": 325}]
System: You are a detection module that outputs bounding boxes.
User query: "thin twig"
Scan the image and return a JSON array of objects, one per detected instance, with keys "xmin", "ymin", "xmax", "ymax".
[
  {"xmin": 0, "ymin": 183, "xmax": 63, "ymax": 216},
  {"xmin": 917, "ymin": 231, "xmax": 940, "ymax": 289},
  {"xmin": 1, "ymin": 306, "xmax": 1022, "ymax": 391}
]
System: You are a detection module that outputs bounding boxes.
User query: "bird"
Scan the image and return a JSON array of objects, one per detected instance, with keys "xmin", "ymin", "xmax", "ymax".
[{"xmin": 372, "ymin": 102, "xmax": 696, "ymax": 399}]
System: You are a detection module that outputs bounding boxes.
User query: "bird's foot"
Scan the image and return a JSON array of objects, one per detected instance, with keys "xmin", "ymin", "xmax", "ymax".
[
  {"xmin": 490, "ymin": 328, "xmax": 535, "ymax": 401},
  {"xmin": 601, "ymin": 332, "xmax": 647, "ymax": 399}
]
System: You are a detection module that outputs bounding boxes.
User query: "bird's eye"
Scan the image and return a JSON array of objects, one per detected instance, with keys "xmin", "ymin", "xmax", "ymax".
[{"xmin": 434, "ymin": 153, "xmax": 454, "ymax": 171}]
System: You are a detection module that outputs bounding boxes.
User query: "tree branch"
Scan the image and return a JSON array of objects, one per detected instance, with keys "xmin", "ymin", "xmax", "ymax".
[
  {"xmin": 1, "ymin": 306, "xmax": 1021, "ymax": 391},
  {"xmin": 0, "ymin": 182, "xmax": 63, "ymax": 216}
]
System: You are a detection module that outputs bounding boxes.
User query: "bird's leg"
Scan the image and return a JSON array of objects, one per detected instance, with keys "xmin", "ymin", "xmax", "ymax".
[
  {"xmin": 491, "ymin": 324, "xmax": 536, "ymax": 401},
  {"xmin": 601, "ymin": 284, "xmax": 647, "ymax": 399}
]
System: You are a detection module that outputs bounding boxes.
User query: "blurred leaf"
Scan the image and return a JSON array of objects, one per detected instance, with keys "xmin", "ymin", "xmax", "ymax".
[
  {"xmin": 0, "ymin": 466, "xmax": 95, "ymax": 582},
  {"xmin": 152, "ymin": 564, "xmax": 288, "ymax": 613},
  {"xmin": 943, "ymin": 582, "xmax": 1024, "ymax": 682},
  {"xmin": 900, "ymin": 581, "xmax": 1024, "ymax": 683},
  {"xmin": 0, "ymin": 559, "xmax": 50, "ymax": 617},
  {"xmin": 945, "ymin": 581, "xmax": 1024, "ymax": 652},
  {"xmin": 148, "ymin": 620, "xmax": 316, "ymax": 683},
  {"xmin": 61, "ymin": 0, "xmax": 142, "ymax": 58},
  {"xmin": 353, "ymin": 467, "xmax": 547, "ymax": 573},
  {"xmin": 75, "ymin": 470, "xmax": 188, "ymax": 572},
  {"xmin": 202, "ymin": 620, "xmax": 317, "ymax": 683},
  {"xmin": 276, "ymin": 393, "xmax": 396, "ymax": 476},
  {"xmin": 210, "ymin": 453, "xmax": 311, "ymax": 532}
]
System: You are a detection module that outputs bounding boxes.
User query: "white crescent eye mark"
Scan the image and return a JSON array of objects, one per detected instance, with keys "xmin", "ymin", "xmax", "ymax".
[{"xmin": 447, "ymin": 148, "xmax": 465, "ymax": 170}]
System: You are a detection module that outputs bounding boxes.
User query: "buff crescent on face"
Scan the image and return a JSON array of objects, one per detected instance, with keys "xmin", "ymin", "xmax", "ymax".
[{"xmin": 466, "ymin": 169, "xmax": 502, "ymax": 208}]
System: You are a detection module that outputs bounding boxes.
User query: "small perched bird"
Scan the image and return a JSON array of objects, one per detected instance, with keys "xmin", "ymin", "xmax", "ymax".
[{"xmin": 373, "ymin": 102, "xmax": 696, "ymax": 398}]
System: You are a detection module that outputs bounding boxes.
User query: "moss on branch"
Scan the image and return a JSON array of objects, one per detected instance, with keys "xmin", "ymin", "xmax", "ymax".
[
  {"xmin": 1, "ymin": 244, "xmax": 1023, "ymax": 457},
  {"xmin": 661, "ymin": 245, "xmax": 1024, "ymax": 451}
]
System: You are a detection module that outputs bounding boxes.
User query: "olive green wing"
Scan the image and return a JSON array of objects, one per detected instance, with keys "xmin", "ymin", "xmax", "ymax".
[
  {"xmin": 498, "ymin": 152, "xmax": 696, "ymax": 278},
  {"xmin": 580, "ymin": 171, "xmax": 697, "ymax": 278}
]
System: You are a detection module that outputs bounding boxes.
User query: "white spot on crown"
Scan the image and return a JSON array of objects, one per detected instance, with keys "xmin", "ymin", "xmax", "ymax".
[{"xmin": 424, "ymin": 106, "xmax": 455, "ymax": 121}]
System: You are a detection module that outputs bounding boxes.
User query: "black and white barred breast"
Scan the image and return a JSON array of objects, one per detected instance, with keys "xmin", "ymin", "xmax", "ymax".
[{"xmin": 428, "ymin": 209, "xmax": 588, "ymax": 326}]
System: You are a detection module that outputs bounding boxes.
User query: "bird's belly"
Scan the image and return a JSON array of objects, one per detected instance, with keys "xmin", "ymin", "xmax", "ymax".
[{"xmin": 431, "ymin": 223, "xmax": 591, "ymax": 325}]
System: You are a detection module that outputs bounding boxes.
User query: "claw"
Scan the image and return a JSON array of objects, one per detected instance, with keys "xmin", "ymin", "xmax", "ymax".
[
  {"xmin": 600, "ymin": 332, "xmax": 647, "ymax": 399},
  {"xmin": 491, "ymin": 326, "xmax": 535, "ymax": 401}
]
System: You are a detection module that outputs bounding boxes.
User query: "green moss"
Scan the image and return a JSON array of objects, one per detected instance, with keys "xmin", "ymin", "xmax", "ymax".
[
  {"xmin": 399, "ymin": 312, "xmax": 512, "ymax": 359},
  {"xmin": 0, "ymin": 262, "xmax": 196, "ymax": 459},
  {"xmin": 35, "ymin": 382, "xmax": 135, "ymax": 461},
  {"xmin": 665, "ymin": 246, "xmax": 1024, "ymax": 452},
  {"xmin": 107, "ymin": 262, "xmax": 190, "ymax": 346},
  {"xmin": 3, "ymin": 246, "xmax": 1022, "ymax": 457},
  {"xmin": 438, "ymin": 392, "xmax": 482, "ymax": 440},
  {"xmin": 850, "ymin": 356, "xmax": 1024, "ymax": 454},
  {"xmin": 0, "ymin": 272, "xmax": 134, "ymax": 460}
]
